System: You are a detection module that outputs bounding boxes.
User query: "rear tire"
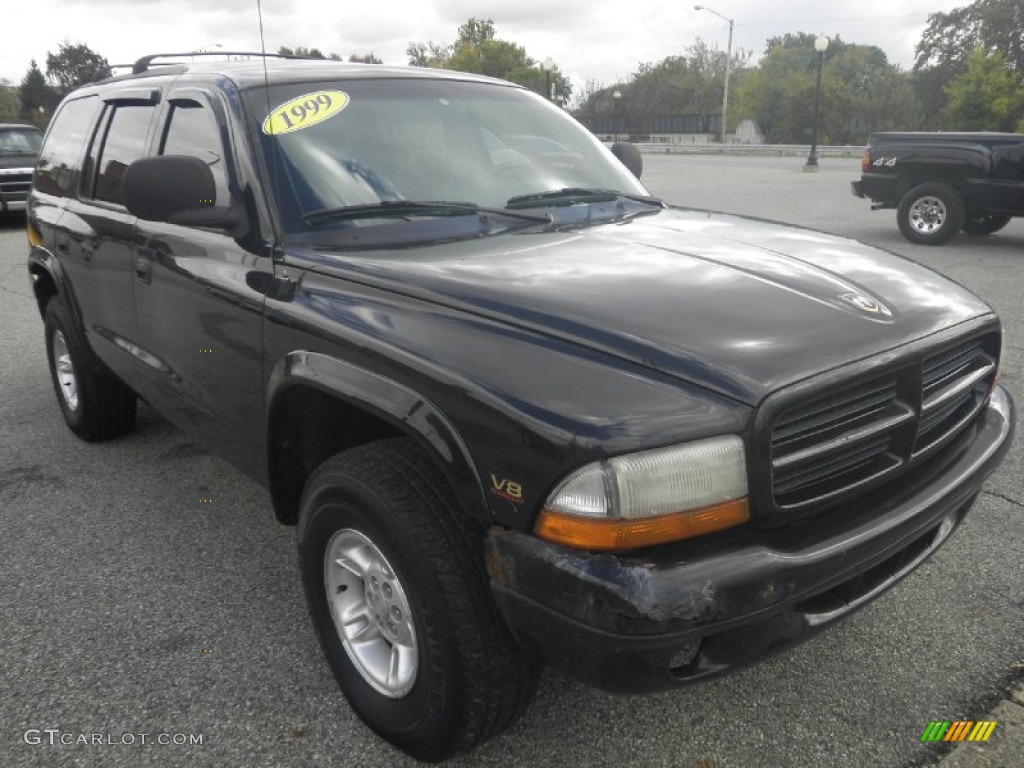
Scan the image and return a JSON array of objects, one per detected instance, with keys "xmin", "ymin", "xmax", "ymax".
[
  {"xmin": 297, "ymin": 438, "xmax": 538, "ymax": 762},
  {"xmin": 962, "ymin": 215, "xmax": 1011, "ymax": 236},
  {"xmin": 43, "ymin": 296, "xmax": 137, "ymax": 441},
  {"xmin": 896, "ymin": 183, "xmax": 965, "ymax": 245}
]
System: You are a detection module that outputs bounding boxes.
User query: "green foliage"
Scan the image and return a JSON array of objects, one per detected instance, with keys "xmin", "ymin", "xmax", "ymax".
[
  {"xmin": 278, "ymin": 46, "xmax": 326, "ymax": 59},
  {"xmin": 913, "ymin": 0, "xmax": 1024, "ymax": 123},
  {"xmin": 348, "ymin": 53, "xmax": 382, "ymax": 64},
  {"xmin": 915, "ymin": 0, "xmax": 1024, "ymax": 74},
  {"xmin": 45, "ymin": 41, "xmax": 109, "ymax": 96},
  {"xmin": 406, "ymin": 17, "xmax": 571, "ymax": 103},
  {"xmin": 732, "ymin": 34, "xmax": 920, "ymax": 143},
  {"xmin": 942, "ymin": 48, "xmax": 1023, "ymax": 130},
  {"xmin": 406, "ymin": 42, "xmax": 451, "ymax": 68},
  {"xmin": 0, "ymin": 80, "xmax": 20, "ymax": 122},
  {"xmin": 18, "ymin": 60, "xmax": 53, "ymax": 126},
  {"xmin": 573, "ymin": 40, "xmax": 750, "ymax": 135}
]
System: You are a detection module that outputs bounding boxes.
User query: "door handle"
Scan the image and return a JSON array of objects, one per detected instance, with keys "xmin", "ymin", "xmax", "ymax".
[{"xmin": 134, "ymin": 254, "xmax": 152, "ymax": 284}]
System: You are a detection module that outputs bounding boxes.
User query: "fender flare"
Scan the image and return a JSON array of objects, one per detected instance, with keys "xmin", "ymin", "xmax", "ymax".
[
  {"xmin": 265, "ymin": 350, "xmax": 490, "ymax": 524},
  {"xmin": 27, "ymin": 248, "xmax": 80, "ymax": 319}
]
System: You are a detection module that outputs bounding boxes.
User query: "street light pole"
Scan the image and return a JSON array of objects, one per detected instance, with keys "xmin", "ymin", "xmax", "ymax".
[
  {"xmin": 694, "ymin": 4, "xmax": 733, "ymax": 144},
  {"xmin": 542, "ymin": 57, "xmax": 556, "ymax": 102},
  {"xmin": 804, "ymin": 35, "xmax": 830, "ymax": 170}
]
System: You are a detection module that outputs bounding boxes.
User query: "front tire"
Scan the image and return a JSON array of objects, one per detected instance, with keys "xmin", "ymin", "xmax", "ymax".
[
  {"xmin": 43, "ymin": 296, "xmax": 136, "ymax": 441},
  {"xmin": 297, "ymin": 438, "xmax": 538, "ymax": 762},
  {"xmin": 896, "ymin": 183, "xmax": 965, "ymax": 245},
  {"xmin": 962, "ymin": 215, "xmax": 1011, "ymax": 236}
]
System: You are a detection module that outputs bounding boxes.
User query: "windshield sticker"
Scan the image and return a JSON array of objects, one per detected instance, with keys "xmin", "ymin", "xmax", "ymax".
[{"xmin": 262, "ymin": 91, "xmax": 350, "ymax": 135}]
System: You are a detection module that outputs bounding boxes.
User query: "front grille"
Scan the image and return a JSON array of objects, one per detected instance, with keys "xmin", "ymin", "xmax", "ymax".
[
  {"xmin": 768, "ymin": 332, "xmax": 997, "ymax": 516},
  {"xmin": 0, "ymin": 172, "xmax": 33, "ymax": 201},
  {"xmin": 915, "ymin": 340, "xmax": 995, "ymax": 454}
]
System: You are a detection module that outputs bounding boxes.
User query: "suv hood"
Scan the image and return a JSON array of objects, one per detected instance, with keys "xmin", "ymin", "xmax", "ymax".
[
  {"xmin": 294, "ymin": 208, "xmax": 992, "ymax": 404},
  {"xmin": 0, "ymin": 152, "xmax": 37, "ymax": 169}
]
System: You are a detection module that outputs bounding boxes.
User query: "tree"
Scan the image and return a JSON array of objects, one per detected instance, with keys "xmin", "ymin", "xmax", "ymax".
[
  {"xmin": 18, "ymin": 60, "xmax": 52, "ymax": 125},
  {"xmin": 349, "ymin": 53, "xmax": 382, "ymax": 64},
  {"xmin": 406, "ymin": 41, "xmax": 451, "ymax": 68},
  {"xmin": 0, "ymin": 80, "xmax": 19, "ymax": 122},
  {"xmin": 733, "ymin": 34, "xmax": 919, "ymax": 144},
  {"xmin": 915, "ymin": 0, "xmax": 1024, "ymax": 75},
  {"xmin": 943, "ymin": 48, "xmax": 1023, "ymax": 130},
  {"xmin": 571, "ymin": 41, "xmax": 752, "ymax": 136},
  {"xmin": 406, "ymin": 18, "xmax": 571, "ymax": 103},
  {"xmin": 45, "ymin": 41, "xmax": 109, "ymax": 97},
  {"xmin": 278, "ymin": 45, "xmax": 326, "ymax": 59},
  {"xmin": 912, "ymin": 0, "xmax": 1023, "ymax": 123}
]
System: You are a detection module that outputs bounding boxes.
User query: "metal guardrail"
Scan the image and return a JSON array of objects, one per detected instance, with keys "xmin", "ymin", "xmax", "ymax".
[{"xmin": 630, "ymin": 143, "xmax": 864, "ymax": 158}]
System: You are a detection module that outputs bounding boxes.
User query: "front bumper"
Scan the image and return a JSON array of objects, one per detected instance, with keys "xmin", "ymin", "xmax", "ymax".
[{"xmin": 486, "ymin": 386, "xmax": 1014, "ymax": 693}]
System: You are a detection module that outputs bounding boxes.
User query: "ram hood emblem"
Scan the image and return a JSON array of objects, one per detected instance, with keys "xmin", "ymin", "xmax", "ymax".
[{"xmin": 838, "ymin": 291, "xmax": 886, "ymax": 314}]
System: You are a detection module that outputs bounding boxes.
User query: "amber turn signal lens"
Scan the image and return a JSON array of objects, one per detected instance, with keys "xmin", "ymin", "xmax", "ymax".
[
  {"xmin": 27, "ymin": 221, "xmax": 43, "ymax": 248},
  {"xmin": 535, "ymin": 498, "xmax": 749, "ymax": 551}
]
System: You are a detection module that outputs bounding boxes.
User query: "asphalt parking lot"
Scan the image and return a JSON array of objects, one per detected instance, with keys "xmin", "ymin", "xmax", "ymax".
[{"xmin": 1, "ymin": 154, "xmax": 1022, "ymax": 768}]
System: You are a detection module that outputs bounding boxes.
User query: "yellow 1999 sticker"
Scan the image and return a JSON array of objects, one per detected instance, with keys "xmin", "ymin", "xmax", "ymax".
[{"xmin": 262, "ymin": 90, "xmax": 350, "ymax": 135}]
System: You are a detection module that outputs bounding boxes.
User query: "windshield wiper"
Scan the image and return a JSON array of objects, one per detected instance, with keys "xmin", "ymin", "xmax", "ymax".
[
  {"xmin": 303, "ymin": 200, "xmax": 549, "ymax": 226},
  {"xmin": 505, "ymin": 187, "xmax": 665, "ymax": 210}
]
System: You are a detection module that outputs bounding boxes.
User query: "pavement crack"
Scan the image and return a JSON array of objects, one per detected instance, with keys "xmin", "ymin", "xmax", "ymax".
[
  {"xmin": 981, "ymin": 489, "xmax": 1024, "ymax": 510},
  {"xmin": 0, "ymin": 284, "xmax": 33, "ymax": 300}
]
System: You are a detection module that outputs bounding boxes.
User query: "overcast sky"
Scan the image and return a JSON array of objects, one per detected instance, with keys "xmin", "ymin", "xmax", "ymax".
[{"xmin": 3, "ymin": 0, "xmax": 967, "ymax": 97}]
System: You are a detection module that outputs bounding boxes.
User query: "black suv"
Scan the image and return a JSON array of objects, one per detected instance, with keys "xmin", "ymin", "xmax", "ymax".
[
  {"xmin": 0, "ymin": 122, "xmax": 43, "ymax": 215},
  {"xmin": 27, "ymin": 54, "xmax": 1014, "ymax": 761}
]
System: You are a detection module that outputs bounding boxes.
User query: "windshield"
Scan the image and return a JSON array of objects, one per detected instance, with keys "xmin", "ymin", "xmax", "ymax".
[
  {"xmin": 0, "ymin": 127, "xmax": 43, "ymax": 155},
  {"xmin": 245, "ymin": 78, "xmax": 650, "ymax": 236}
]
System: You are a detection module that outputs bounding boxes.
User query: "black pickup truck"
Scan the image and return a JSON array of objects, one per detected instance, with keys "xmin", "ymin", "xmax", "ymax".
[
  {"xmin": 27, "ymin": 57, "xmax": 1015, "ymax": 761},
  {"xmin": 852, "ymin": 131, "xmax": 1024, "ymax": 244},
  {"xmin": 0, "ymin": 123, "xmax": 43, "ymax": 215}
]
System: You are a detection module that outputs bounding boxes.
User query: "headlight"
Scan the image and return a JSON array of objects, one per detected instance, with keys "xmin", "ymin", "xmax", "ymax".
[{"xmin": 535, "ymin": 435, "xmax": 749, "ymax": 550}]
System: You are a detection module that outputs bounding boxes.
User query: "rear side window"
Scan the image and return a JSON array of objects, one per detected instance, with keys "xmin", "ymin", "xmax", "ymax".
[
  {"xmin": 34, "ymin": 97, "xmax": 103, "ymax": 198},
  {"xmin": 160, "ymin": 100, "xmax": 229, "ymax": 205},
  {"xmin": 91, "ymin": 104, "xmax": 157, "ymax": 205}
]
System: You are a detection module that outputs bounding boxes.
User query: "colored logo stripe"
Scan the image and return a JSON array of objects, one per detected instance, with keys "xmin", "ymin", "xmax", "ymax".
[
  {"xmin": 968, "ymin": 721, "xmax": 997, "ymax": 742},
  {"xmin": 921, "ymin": 721, "xmax": 996, "ymax": 742}
]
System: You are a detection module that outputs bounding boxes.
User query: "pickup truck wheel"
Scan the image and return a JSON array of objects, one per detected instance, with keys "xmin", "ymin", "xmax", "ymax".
[
  {"xmin": 962, "ymin": 215, "xmax": 1011, "ymax": 236},
  {"xmin": 297, "ymin": 438, "xmax": 538, "ymax": 761},
  {"xmin": 897, "ymin": 183, "xmax": 965, "ymax": 245},
  {"xmin": 43, "ymin": 297, "xmax": 137, "ymax": 441}
]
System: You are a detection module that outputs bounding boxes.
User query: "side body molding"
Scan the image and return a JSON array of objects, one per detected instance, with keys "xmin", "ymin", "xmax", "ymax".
[{"xmin": 266, "ymin": 350, "xmax": 489, "ymax": 524}]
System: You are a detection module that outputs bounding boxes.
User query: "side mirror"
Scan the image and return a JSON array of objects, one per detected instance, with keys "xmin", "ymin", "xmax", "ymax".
[
  {"xmin": 122, "ymin": 155, "xmax": 242, "ymax": 230},
  {"xmin": 611, "ymin": 141, "xmax": 643, "ymax": 180}
]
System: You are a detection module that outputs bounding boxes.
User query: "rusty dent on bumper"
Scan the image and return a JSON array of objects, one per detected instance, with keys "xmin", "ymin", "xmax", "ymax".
[{"xmin": 486, "ymin": 529, "xmax": 723, "ymax": 633}]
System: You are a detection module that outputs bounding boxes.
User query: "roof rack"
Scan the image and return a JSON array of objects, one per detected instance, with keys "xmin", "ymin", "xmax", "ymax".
[
  {"xmin": 132, "ymin": 51, "xmax": 298, "ymax": 75},
  {"xmin": 92, "ymin": 64, "xmax": 135, "ymax": 83}
]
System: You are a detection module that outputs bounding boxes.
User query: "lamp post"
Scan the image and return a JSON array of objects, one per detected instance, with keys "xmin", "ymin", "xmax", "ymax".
[
  {"xmin": 694, "ymin": 4, "xmax": 733, "ymax": 144},
  {"xmin": 542, "ymin": 57, "xmax": 556, "ymax": 102},
  {"xmin": 804, "ymin": 34, "xmax": 829, "ymax": 171},
  {"xmin": 612, "ymin": 89, "xmax": 622, "ymax": 139}
]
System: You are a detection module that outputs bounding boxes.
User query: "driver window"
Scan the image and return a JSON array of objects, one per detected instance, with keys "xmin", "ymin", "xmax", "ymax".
[{"xmin": 160, "ymin": 100, "xmax": 229, "ymax": 205}]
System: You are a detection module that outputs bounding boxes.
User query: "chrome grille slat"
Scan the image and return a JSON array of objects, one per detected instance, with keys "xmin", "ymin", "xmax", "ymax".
[
  {"xmin": 773, "ymin": 381, "xmax": 898, "ymax": 447},
  {"xmin": 774, "ymin": 437, "xmax": 891, "ymax": 493},
  {"xmin": 774, "ymin": 404, "xmax": 914, "ymax": 470}
]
